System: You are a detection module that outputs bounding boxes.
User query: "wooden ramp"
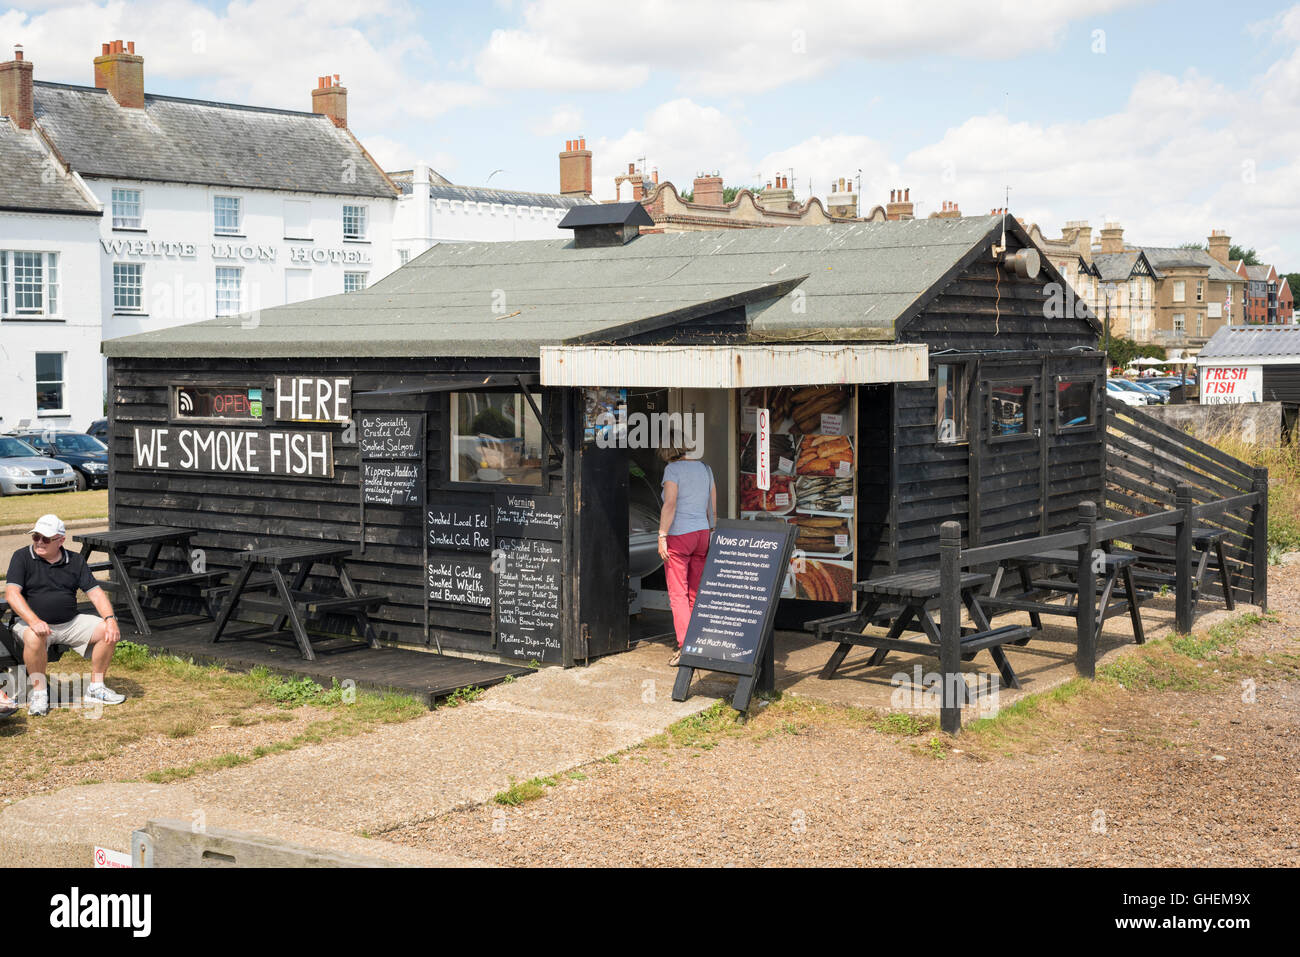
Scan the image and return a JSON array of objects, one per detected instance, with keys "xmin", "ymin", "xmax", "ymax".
[{"xmin": 117, "ymin": 612, "xmax": 533, "ymax": 708}]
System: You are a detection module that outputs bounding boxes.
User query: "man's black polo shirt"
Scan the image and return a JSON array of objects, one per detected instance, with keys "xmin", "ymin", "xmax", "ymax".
[{"xmin": 6, "ymin": 546, "xmax": 100, "ymax": 625}]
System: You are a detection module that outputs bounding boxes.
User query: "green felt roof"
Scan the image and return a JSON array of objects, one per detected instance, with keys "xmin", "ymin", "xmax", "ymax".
[{"xmin": 104, "ymin": 216, "xmax": 1005, "ymax": 359}]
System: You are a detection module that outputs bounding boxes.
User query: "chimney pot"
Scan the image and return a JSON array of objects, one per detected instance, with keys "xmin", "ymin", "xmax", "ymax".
[
  {"xmin": 93, "ymin": 39, "xmax": 145, "ymax": 108},
  {"xmin": 310, "ymin": 72, "xmax": 347, "ymax": 128},
  {"xmin": 1, "ymin": 42, "xmax": 35, "ymax": 129},
  {"xmin": 578, "ymin": 137, "xmax": 585, "ymax": 149},
  {"xmin": 905, "ymin": 188, "xmax": 909, "ymax": 201}
]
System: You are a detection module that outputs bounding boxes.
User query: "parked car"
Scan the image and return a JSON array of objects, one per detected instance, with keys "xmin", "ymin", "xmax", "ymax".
[
  {"xmin": 1106, "ymin": 380, "xmax": 1148, "ymax": 407},
  {"xmin": 87, "ymin": 418, "xmax": 108, "ymax": 441},
  {"xmin": 1108, "ymin": 378, "xmax": 1160, "ymax": 405},
  {"xmin": 0, "ymin": 436, "xmax": 77, "ymax": 496},
  {"xmin": 1128, "ymin": 380, "xmax": 1169, "ymax": 404},
  {"xmin": 13, "ymin": 430, "xmax": 109, "ymax": 490}
]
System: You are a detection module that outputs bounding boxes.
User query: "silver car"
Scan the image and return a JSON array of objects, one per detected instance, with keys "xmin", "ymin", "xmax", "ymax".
[{"xmin": 0, "ymin": 436, "xmax": 77, "ymax": 495}]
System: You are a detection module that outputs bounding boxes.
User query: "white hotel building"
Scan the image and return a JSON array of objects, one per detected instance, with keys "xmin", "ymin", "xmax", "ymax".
[
  {"xmin": 0, "ymin": 41, "xmax": 599, "ymax": 433},
  {"xmin": 0, "ymin": 41, "xmax": 399, "ymax": 432}
]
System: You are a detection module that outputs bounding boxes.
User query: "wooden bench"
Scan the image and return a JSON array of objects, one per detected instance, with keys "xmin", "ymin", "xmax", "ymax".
[{"xmin": 1125, "ymin": 525, "xmax": 1236, "ymax": 611}]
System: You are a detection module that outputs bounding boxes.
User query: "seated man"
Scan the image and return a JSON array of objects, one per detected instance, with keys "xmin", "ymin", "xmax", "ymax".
[{"xmin": 4, "ymin": 514, "xmax": 125, "ymax": 716}]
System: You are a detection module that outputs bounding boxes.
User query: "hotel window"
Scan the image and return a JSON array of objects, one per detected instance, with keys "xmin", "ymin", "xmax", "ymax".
[
  {"xmin": 343, "ymin": 272, "xmax": 368, "ymax": 293},
  {"xmin": 214, "ymin": 196, "xmax": 242, "ymax": 235},
  {"xmin": 35, "ymin": 353, "xmax": 65, "ymax": 412},
  {"xmin": 113, "ymin": 262, "xmax": 144, "ymax": 313},
  {"xmin": 450, "ymin": 391, "xmax": 545, "ymax": 486},
  {"xmin": 214, "ymin": 267, "xmax": 243, "ymax": 316},
  {"xmin": 111, "ymin": 188, "xmax": 143, "ymax": 229},
  {"xmin": 283, "ymin": 199, "xmax": 312, "ymax": 240},
  {"xmin": 1196, "ymin": 280, "xmax": 1204, "ymax": 302},
  {"xmin": 1173, "ymin": 313, "xmax": 1185, "ymax": 332},
  {"xmin": 935, "ymin": 364, "xmax": 967, "ymax": 444},
  {"xmin": 1172, "ymin": 280, "xmax": 1185, "ymax": 303},
  {"xmin": 0, "ymin": 251, "xmax": 59, "ymax": 318},
  {"xmin": 1197, "ymin": 313, "xmax": 1204, "ymax": 336},
  {"xmin": 399, "ymin": 249, "xmax": 410, "ymax": 266},
  {"xmin": 343, "ymin": 204, "xmax": 368, "ymax": 240}
]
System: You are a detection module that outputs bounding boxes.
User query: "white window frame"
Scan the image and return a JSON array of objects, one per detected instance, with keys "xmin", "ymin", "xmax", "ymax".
[
  {"xmin": 111, "ymin": 188, "xmax": 143, "ymax": 229},
  {"xmin": 399, "ymin": 248, "xmax": 410, "ymax": 266},
  {"xmin": 1172, "ymin": 280, "xmax": 1185, "ymax": 303},
  {"xmin": 283, "ymin": 199, "xmax": 312, "ymax": 240},
  {"xmin": 215, "ymin": 266, "xmax": 243, "ymax": 317},
  {"xmin": 0, "ymin": 251, "xmax": 60, "ymax": 319},
  {"xmin": 1172, "ymin": 313, "xmax": 1185, "ymax": 332},
  {"xmin": 342, "ymin": 204, "xmax": 368, "ymax": 241},
  {"xmin": 35, "ymin": 352, "xmax": 67, "ymax": 415},
  {"xmin": 214, "ymin": 195, "xmax": 242, "ymax": 235},
  {"xmin": 1196, "ymin": 280, "xmax": 1204, "ymax": 302},
  {"xmin": 113, "ymin": 262, "xmax": 144, "ymax": 313},
  {"xmin": 343, "ymin": 271, "xmax": 368, "ymax": 293}
]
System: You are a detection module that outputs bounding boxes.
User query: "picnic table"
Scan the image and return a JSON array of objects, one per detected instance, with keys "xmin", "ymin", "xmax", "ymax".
[
  {"xmin": 1125, "ymin": 525, "xmax": 1235, "ymax": 611},
  {"xmin": 982, "ymin": 548, "xmax": 1147, "ymax": 646},
  {"xmin": 816, "ymin": 570, "xmax": 1034, "ymax": 689},
  {"xmin": 75, "ymin": 526, "xmax": 226, "ymax": 637},
  {"xmin": 208, "ymin": 543, "xmax": 383, "ymax": 661}
]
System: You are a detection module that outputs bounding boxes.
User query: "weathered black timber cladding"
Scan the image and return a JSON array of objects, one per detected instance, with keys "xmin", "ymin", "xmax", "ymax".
[
  {"xmin": 855, "ymin": 385, "xmax": 893, "ymax": 578},
  {"xmin": 1263, "ymin": 366, "xmax": 1300, "ymax": 407},
  {"xmin": 879, "ymin": 233, "xmax": 1106, "ymax": 572},
  {"xmin": 108, "ymin": 355, "xmax": 562, "ymax": 656}
]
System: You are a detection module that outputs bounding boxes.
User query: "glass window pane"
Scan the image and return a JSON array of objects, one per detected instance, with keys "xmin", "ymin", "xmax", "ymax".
[
  {"xmin": 936, "ymin": 364, "xmax": 966, "ymax": 444},
  {"xmin": 214, "ymin": 196, "xmax": 240, "ymax": 234},
  {"xmin": 1057, "ymin": 379, "xmax": 1093, "ymax": 429},
  {"xmin": 113, "ymin": 262, "xmax": 143, "ymax": 311},
  {"xmin": 451, "ymin": 392, "xmax": 544, "ymax": 485},
  {"xmin": 343, "ymin": 205, "xmax": 366, "ymax": 240},
  {"xmin": 112, "ymin": 188, "xmax": 142, "ymax": 228},
  {"xmin": 990, "ymin": 384, "xmax": 1029, "ymax": 436},
  {"xmin": 35, "ymin": 353, "xmax": 64, "ymax": 411},
  {"xmin": 215, "ymin": 267, "xmax": 242, "ymax": 316}
]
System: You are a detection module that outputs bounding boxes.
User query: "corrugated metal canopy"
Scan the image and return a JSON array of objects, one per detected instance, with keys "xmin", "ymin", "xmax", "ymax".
[
  {"xmin": 1197, "ymin": 324, "xmax": 1300, "ymax": 363},
  {"xmin": 103, "ymin": 216, "xmax": 1004, "ymax": 359}
]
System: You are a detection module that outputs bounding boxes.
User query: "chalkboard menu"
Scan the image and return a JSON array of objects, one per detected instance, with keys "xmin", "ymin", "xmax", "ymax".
[
  {"xmin": 359, "ymin": 413, "xmax": 424, "ymax": 460},
  {"xmin": 426, "ymin": 502, "xmax": 493, "ymax": 552},
  {"xmin": 495, "ymin": 536, "xmax": 562, "ymax": 664},
  {"xmin": 494, "ymin": 493, "xmax": 563, "ymax": 541},
  {"xmin": 673, "ymin": 518, "xmax": 796, "ymax": 712},
  {"xmin": 362, "ymin": 461, "xmax": 423, "ymax": 506},
  {"xmin": 427, "ymin": 556, "xmax": 493, "ymax": 609}
]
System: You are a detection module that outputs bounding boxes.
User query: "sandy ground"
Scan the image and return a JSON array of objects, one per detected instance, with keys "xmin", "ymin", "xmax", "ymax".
[{"xmin": 379, "ymin": 563, "xmax": 1300, "ymax": 867}]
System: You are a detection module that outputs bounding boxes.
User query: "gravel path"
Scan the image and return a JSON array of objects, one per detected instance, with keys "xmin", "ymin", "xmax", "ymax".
[{"xmin": 380, "ymin": 563, "xmax": 1300, "ymax": 867}]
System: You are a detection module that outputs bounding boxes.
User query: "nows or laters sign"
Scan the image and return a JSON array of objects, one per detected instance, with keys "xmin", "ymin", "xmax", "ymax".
[
  {"xmin": 133, "ymin": 426, "xmax": 333, "ymax": 478},
  {"xmin": 359, "ymin": 413, "xmax": 423, "ymax": 459},
  {"xmin": 274, "ymin": 376, "xmax": 351, "ymax": 423},
  {"xmin": 362, "ymin": 461, "xmax": 423, "ymax": 506}
]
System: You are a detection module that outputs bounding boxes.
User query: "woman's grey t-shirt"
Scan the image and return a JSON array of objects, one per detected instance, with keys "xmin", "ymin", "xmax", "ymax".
[{"xmin": 662, "ymin": 459, "xmax": 714, "ymax": 536}]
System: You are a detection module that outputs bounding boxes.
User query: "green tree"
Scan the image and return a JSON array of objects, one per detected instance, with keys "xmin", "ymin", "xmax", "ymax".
[
  {"xmin": 1105, "ymin": 335, "xmax": 1166, "ymax": 368},
  {"xmin": 1179, "ymin": 242, "xmax": 1259, "ymax": 265}
]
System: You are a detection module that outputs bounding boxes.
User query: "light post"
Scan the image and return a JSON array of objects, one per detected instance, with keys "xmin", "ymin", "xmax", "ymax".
[{"xmin": 1103, "ymin": 282, "xmax": 1117, "ymax": 371}]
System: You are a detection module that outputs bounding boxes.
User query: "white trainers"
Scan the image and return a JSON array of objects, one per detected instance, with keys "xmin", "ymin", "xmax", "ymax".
[
  {"xmin": 28, "ymin": 689, "xmax": 49, "ymax": 716},
  {"xmin": 84, "ymin": 683, "xmax": 125, "ymax": 705}
]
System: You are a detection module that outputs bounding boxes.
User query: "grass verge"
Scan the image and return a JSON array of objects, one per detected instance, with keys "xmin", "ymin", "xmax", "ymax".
[{"xmin": 0, "ymin": 488, "xmax": 108, "ymax": 528}]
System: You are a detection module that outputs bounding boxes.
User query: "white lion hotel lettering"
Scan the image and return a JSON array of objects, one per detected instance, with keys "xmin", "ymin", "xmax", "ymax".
[{"xmin": 133, "ymin": 426, "xmax": 332, "ymax": 478}]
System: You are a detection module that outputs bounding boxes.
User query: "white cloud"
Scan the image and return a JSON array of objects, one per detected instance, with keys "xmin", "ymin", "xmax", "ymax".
[
  {"xmin": 530, "ymin": 105, "xmax": 583, "ymax": 137},
  {"xmin": 474, "ymin": 0, "xmax": 1144, "ymax": 95}
]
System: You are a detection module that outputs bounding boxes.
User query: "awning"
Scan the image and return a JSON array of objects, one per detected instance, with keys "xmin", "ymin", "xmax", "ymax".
[{"xmin": 540, "ymin": 344, "xmax": 928, "ymax": 388}]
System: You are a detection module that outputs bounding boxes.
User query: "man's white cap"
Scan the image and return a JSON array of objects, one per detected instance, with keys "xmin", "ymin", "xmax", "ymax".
[{"xmin": 30, "ymin": 514, "xmax": 65, "ymax": 538}]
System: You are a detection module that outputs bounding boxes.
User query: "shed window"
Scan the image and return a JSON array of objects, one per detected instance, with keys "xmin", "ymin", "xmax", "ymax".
[
  {"xmin": 935, "ymin": 364, "xmax": 967, "ymax": 444},
  {"xmin": 988, "ymin": 382, "xmax": 1033, "ymax": 440},
  {"xmin": 1056, "ymin": 377, "xmax": 1094, "ymax": 431},
  {"xmin": 450, "ymin": 391, "xmax": 544, "ymax": 486}
]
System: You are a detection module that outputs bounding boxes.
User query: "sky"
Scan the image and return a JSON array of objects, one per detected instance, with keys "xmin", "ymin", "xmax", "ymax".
[{"xmin": 3, "ymin": 0, "xmax": 1299, "ymax": 266}]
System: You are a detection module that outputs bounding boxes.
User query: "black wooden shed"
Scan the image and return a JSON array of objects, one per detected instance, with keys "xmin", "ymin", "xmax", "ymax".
[{"xmin": 103, "ymin": 214, "xmax": 1106, "ymax": 667}]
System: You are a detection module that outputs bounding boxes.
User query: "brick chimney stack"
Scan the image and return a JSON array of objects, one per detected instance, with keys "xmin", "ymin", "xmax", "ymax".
[
  {"xmin": 311, "ymin": 74, "xmax": 347, "ymax": 128},
  {"xmin": 559, "ymin": 137, "xmax": 592, "ymax": 197},
  {"xmin": 885, "ymin": 186, "xmax": 914, "ymax": 221},
  {"xmin": 934, "ymin": 199, "xmax": 962, "ymax": 220},
  {"xmin": 93, "ymin": 40, "xmax": 144, "ymax": 109},
  {"xmin": 1207, "ymin": 229, "xmax": 1231, "ymax": 266},
  {"xmin": 693, "ymin": 173, "xmax": 724, "ymax": 206},
  {"xmin": 0, "ymin": 44, "xmax": 34, "ymax": 129},
  {"xmin": 828, "ymin": 174, "xmax": 858, "ymax": 219},
  {"xmin": 1099, "ymin": 222, "xmax": 1124, "ymax": 255}
]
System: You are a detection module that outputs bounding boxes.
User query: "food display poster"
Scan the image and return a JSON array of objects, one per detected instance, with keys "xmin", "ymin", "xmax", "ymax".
[{"xmin": 737, "ymin": 386, "xmax": 855, "ymax": 603}]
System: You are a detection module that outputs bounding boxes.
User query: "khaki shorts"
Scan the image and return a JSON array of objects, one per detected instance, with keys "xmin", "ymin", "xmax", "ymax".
[{"xmin": 12, "ymin": 614, "xmax": 101, "ymax": 657}]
